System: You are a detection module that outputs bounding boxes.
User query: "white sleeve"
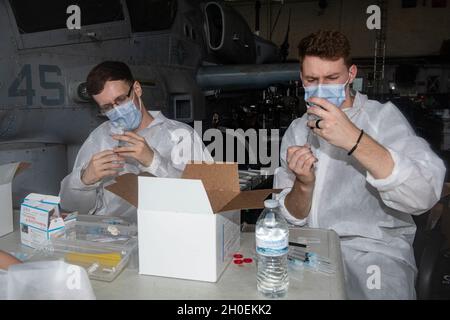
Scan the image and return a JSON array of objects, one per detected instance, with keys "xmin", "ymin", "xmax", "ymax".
[
  {"xmin": 140, "ymin": 147, "xmax": 173, "ymax": 177},
  {"xmin": 139, "ymin": 127, "xmax": 212, "ymax": 178},
  {"xmin": 274, "ymin": 178, "xmax": 308, "ymax": 226},
  {"xmin": 273, "ymin": 120, "xmax": 309, "ymax": 226},
  {"xmin": 366, "ymin": 103, "xmax": 446, "ymax": 215},
  {"xmin": 59, "ymin": 137, "xmax": 102, "ymax": 215}
]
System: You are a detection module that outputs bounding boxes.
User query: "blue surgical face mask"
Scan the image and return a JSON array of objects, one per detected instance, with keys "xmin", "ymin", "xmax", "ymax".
[
  {"xmin": 106, "ymin": 95, "xmax": 142, "ymax": 131},
  {"xmin": 303, "ymin": 77, "xmax": 350, "ymax": 107}
]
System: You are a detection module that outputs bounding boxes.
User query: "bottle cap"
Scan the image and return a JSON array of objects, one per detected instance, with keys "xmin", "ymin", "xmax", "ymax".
[{"xmin": 264, "ymin": 199, "xmax": 279, "ymax": 209}]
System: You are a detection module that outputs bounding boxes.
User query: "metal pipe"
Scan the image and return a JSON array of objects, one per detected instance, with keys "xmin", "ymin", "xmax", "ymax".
[{"xmin": 197, "ymin": 63, "xmax": 300, "ymax": 90}]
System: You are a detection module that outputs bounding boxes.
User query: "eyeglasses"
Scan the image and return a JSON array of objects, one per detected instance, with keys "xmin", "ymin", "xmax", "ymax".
[{"xmin": 99, "ymin": 84, "xmax": 134, "ymax": 115}]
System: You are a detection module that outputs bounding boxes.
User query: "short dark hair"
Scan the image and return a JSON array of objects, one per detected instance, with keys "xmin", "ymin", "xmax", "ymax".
[
  {"xmin": 86, "ymin": 61, "xmax": 134, "ymax": 96},
  {"xmin": 298, "ymin": 30, "xmax": 352, "ymax": 68}
]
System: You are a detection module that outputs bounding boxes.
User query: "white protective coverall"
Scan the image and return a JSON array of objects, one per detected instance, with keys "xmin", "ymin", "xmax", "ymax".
[
  {"xmin": 274, "ymin": 92, "xmax": 446, "ymax": 299},
  {"xmin": 60, "ymin": 111, "xmax": 212, "ymax": 221},
  {"xmin": 0, "ymin": 261, "xmax": 96, "ymax": 300}
]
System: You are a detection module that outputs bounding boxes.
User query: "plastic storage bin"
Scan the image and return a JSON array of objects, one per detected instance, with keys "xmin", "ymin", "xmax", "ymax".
[{"xmin": 30, "ymin": 216, "xmax": 138, "ymax": 282}]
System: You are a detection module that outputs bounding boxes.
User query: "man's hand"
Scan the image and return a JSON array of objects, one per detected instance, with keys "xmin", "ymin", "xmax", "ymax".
[
  {"xmin": 284, "ymin": 145, "xmax": 317, "ymax": 220},
  {"xmin": 0, "ymin": 251, "xmax": 22, "ymax": 270},
  {"xmin": 112, "ymin": 132, "xmax": 154, "ymax": 167},
  {"xmin": 287, "ymin": 145, "xmax": 317, "ymax": 187},
  {"xmin": 306, "ymin": 97, "xmax": 360, "ymax": 151},
  {"xmin": 81, "ymin": 150, "xmax": 125, "ymax": 185}
]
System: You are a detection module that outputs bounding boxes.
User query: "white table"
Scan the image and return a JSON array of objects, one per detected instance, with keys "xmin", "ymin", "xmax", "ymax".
[{"xmin": 0, "ymin": 212, "xmax": 346, "ymax": 300}]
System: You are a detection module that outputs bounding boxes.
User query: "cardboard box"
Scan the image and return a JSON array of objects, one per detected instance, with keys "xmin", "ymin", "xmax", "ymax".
[
  {"xmin": 20, "ymin": 194, "xmax": 65, "ymax": 248},
  {"xmin": 106, "ymin": 162, "xmax": 278, "ymax": 282},
  {"xmin": 22, "ymin": 193, "xmax": 61, "ymax": 216},
  {"xmin": 0, "ymin": 162, "xmax": 29, "ymax": 237}
]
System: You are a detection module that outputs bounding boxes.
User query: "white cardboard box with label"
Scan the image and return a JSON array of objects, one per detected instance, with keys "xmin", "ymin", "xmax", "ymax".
[
  {"xmin": 20, "ymin": 194, "xmax": 65, "ymax": 248},
  {"xmin": 106, "ymin": 162, "xmax": 278, "ymax": 282}
]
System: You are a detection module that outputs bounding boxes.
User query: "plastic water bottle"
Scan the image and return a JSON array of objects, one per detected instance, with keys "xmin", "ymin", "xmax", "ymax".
[{"xmin": 255, "ymin": 199, "xmax": 289, "ymax": 298}]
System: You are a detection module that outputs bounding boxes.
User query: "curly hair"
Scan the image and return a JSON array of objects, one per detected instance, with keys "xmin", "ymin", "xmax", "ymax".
[{"xmin": 298, "ymin": 30, "xmax": 352, "ymax": 68}]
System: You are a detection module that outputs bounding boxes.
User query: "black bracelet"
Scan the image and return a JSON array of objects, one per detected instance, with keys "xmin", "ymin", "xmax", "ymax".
[{"xmin": 347, "ymin": 129, "xmax": 364, "ymax": 156}]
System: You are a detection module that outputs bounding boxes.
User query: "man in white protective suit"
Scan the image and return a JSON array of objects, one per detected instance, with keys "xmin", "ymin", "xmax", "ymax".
[
  {"xmin": 60, "ymin": 61, "xmax": 212, "ymax": 221},
  {"xmin": 273, "ymin": 30, "xmax": 446, "ymax": 299}
]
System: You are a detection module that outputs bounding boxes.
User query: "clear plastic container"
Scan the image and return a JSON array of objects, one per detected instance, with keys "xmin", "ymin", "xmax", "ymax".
[
  {"xmin": 75, "ymin": 214, "xmax": 135, "ymax": 227},
  {"xmin": 63, "ymin": 221, "xmax": 137, "ymax": 246},
  {"xmin": 29, "ymin": 218, "xmax": 138, "ymax": 282}
]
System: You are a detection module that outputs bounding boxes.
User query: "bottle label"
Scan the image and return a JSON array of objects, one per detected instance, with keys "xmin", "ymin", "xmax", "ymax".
[{"xmin": 256, "ymin": 237, "xmax": 288, "ymax": 257}]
